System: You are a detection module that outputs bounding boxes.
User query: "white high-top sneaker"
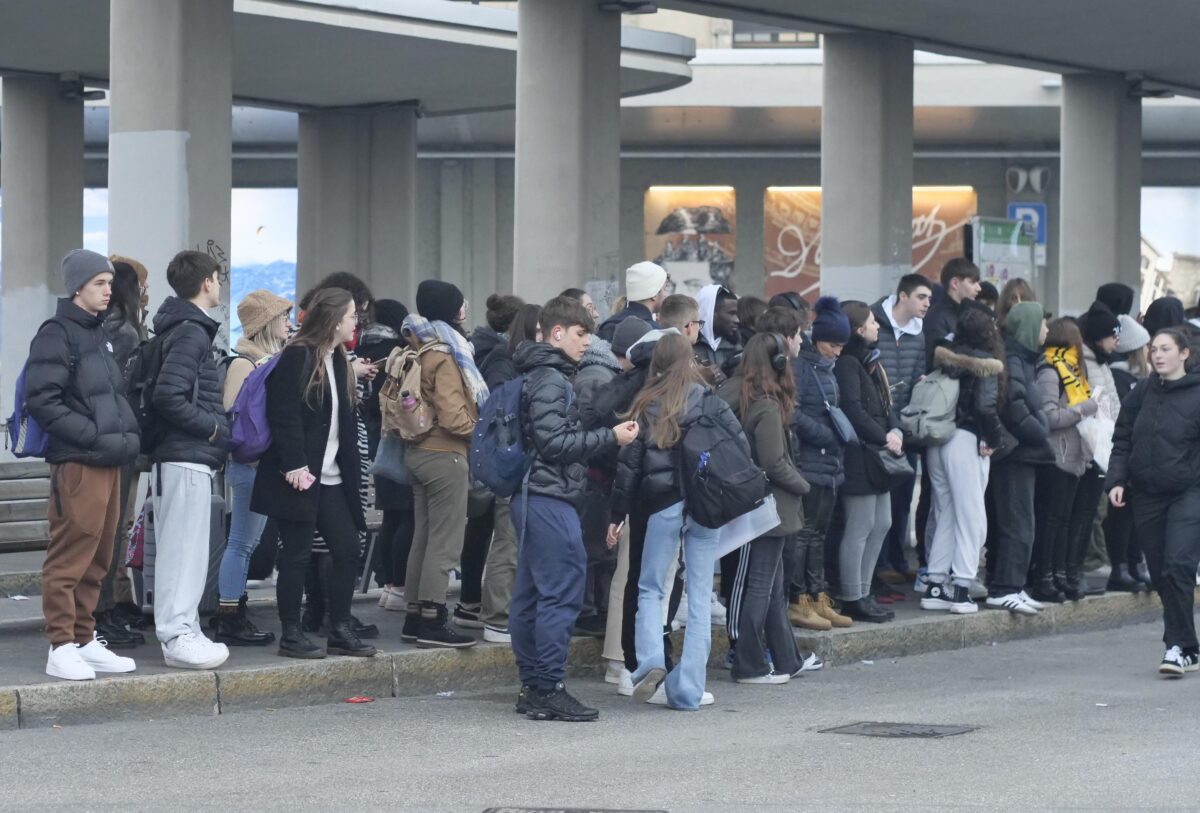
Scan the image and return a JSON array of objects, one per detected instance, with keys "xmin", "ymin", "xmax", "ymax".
[
  {"xmin": 46, "ymin": 643, "xmax": 96, "ymax": 681},
  {"xmin": 162, "ymin": 632, "xmax": 229, "ymax": 670},
  {"xmin": 78, "ymin": 632, "xmax": 136, "ymax": 673}
]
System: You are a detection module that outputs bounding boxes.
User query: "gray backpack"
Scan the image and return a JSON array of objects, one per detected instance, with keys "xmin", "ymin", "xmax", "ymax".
[{"xmin": 899, "ymin": 370, "xmax": 959, "ymax": 446}]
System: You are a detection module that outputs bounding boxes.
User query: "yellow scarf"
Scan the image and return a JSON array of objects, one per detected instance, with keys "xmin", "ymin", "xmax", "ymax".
[{"xmin": 1044, "ymin": 346, "xmax": 1091, "ymax": 406}]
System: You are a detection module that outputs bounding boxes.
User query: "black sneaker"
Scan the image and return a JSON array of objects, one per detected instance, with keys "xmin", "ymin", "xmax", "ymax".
[
  {"xmin": 1159, "ymin": 646, "xmax": 1199, "ymax": 678},
  {"xmin": 401, "ymin": 612, "xmax": 421, "ymax": 644},
  {"xmin": 919, "ymin": 582, "xmax": 954, "ymax": 611},
  {"xmin": 453, "ymin": 603, "xmax": 485, "ymax": 630},
  {"xmin": 526, "ymin": 682, "xmax": 599, "ymax": 722},
  {"xmin": 417, "ymin": 605, "xmax": 478, "ymax": 649},
  {"xmin": 572, "ymin": 614, "xmax": 606, "ymax": 638},
  {"xmin": 514, "ymin": 684, "xmax": 536, "ymax": 715},
  {"xmin": 948, "ymin": 585, "xmax": 978, "ymax": 615},
  {"xmin": 111, "ymin": 602, "xmax": 148, "ymax": 630}
]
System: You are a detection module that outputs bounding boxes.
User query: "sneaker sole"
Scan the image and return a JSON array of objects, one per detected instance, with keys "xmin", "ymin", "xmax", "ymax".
[
  {"xmin": 1159, "ymin": 664, "xmax": 1185, "ymax": 677},
  {"xmin": 949, "ymin": 604, "xmax": 979, "ymax": 615},
  {"xmin": 735, "ymin": 676, "xmax": 790, "ymax": 685},
  {"xmin": 164, "ymin": 654, "xmax": 229, "ymax": 670},
  {"xmin": 632, "ymin": 667, "xmax": 667, "ymax": 704},
  {"xmin": 453, "ymin": 617, "xmax": 486, "ymax": 630},
  {"xmin": 416, "ymin": 638, "xmax": 478, "ymax": 649},
  {"xmin": 83, "ymin": 660, "xmax": 136, "ymax": 673},
  {"xmin": 985, "ymin": 600, "xmax": 1038, "ymax": 616},
  {"xmin": 278, "ymin": 648, "xmax": 327, "ymax": 659},
  {"xmin": 400, "ymin": 634, "xmax": 418, "ymax": 644},
  {"xmin": 920, "ymin": 599, "xmax": 954, "ymax": 611},
  {"xmin": 526, "ymin": 710, "xmax": 599, "ymax": 722},
  {"xmin": 483, "ymin": 632, "xmax": 511, "ymax": 644},
  {"xmin": 46, "ymin": 665, "xmax": 96, "ymax": 681}
]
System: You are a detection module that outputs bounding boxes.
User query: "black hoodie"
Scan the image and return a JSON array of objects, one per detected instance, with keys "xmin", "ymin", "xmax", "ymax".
[{"xmin": 150, "ymin": 297, "xmax": 230, "ymax": 468}]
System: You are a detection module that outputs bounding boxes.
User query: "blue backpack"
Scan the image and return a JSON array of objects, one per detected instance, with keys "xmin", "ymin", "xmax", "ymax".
[
  {"xmin": 6, "ymin": 318, "xmax": 76, "ymax": 459},
  {"xmin": 469, "ymin": 375, "xmax": 530, "ymax": 498}
]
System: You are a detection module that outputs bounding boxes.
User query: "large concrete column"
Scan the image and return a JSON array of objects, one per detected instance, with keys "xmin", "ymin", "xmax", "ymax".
[
  {"xmin": 108, "ymin": 0, "xmax": 233, "ymax": 344},
  {"xmin": 0, "ymin": 77, "xmax": 84, "ymax": 421},
  {"xmin": 1059, "ymin": 74, "xmax": 1141, "ymax": 315},
  {"xmin": 297, "ymin": 105, "xmax": 418, "ymax": 304},
  {"xmin": 819, "ymin": 34, "xmax": 914, "ymax": 301},
  {"xmin": 513, "ymin": 0, "xmax": 621, "ymax": 299}
]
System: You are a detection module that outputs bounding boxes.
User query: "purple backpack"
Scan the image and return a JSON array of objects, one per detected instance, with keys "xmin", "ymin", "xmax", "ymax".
[{"xmin": 228, "ymin": 353, "xmax": 282, "ymax": 465}]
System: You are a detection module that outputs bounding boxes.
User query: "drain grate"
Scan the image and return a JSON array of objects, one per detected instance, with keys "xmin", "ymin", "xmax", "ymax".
[{"xmin": 819, "ymin": 722, "xmax": 977, "ymax": 739}]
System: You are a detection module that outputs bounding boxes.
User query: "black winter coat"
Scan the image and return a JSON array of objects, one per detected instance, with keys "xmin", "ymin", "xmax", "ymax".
[
  {"xmin": 871, "ymin": 299, "xmax": 926, "ymax": 416},
  {"xmin": 790, "ymin": 345, "xmax": 845, "ymax": 488},
  {"xmin": 999, "ymin": 337, "xmax": 1053, "ymax": 465},
  {"xmin": 834, "ymin": 338, "xmax": 897, "ymax": 496},
  {"xmin": 1106, "ymin": 371, "xmax": 1200, "ymax": 497},
  {"xmin": 515, "ymin": 342, "xmax": 615, "ymax": 508},
  {"xmin": 251, "ymin": 344, "xmax": 366, "ymax": 530},
  {"xmin": 611, "ymin": 384, "xmax": 714, "ymax": 521},
  {"xmin": 597, "ymin": 301, "xmax": 658, "ymax": 343},
  {"xmin": 480, "ymin": 343, "xmax": 519, "ymax": 391},
  {"xmin": 470, "ymin": 326, "xmax": 505, "ymax": 376},
  {"xmin": 149, "ymin": 297, "xmax": 230, "ymax": 468},
  {"xmin": 933, "ymin": 345, "xmax": 1005, "ymax": 449},
  {"xmin": 357, "ymin": 329, "xmax": 411, "ymax": 512},
  {"xmin": 24, "ymin": 299, "xmax": 140, "ymax": 467},
  {"xmin": 923, "ymin": 296, "xmax": 967, "ymax": 370}
]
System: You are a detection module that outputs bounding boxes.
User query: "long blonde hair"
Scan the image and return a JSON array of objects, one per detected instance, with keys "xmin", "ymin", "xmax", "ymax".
[
  {"xmin": 290, "ymin": 288, "xmax": 356, "ymax": 407},
  {"xmin": 625, "ymin": 333, "xmax": 704, "ymax": 449}
]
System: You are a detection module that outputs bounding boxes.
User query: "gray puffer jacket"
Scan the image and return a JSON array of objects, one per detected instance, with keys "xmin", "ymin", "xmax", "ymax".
[
  {"xmin": 871, "ymin": 298, "xmax": 926, "ymax": 417},
  {"xmin": 1036, "ymin": 361, "xmax": 1099, "ymax": 477}
]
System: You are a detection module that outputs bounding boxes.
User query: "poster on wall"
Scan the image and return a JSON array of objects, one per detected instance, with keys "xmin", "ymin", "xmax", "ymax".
[
  {"xmin": 762, "ymin": 186, "xmax": 978, "ymax": 300},
  {"xmin": 971, "ymin": 217, "xmax": 1037, "ymax": 289},
  {"xmin": 643, "ymin": 186, "xmax": 736, "ymax": 297}
]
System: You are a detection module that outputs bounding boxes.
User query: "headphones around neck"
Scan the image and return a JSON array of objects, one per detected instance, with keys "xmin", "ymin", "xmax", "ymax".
[{"xmin": 767, "ymin": 332, "xmax": 788, "ymax": 372}]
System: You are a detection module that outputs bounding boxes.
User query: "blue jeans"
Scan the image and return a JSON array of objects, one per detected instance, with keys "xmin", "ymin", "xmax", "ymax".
[
  {"xmin": 632, "ymin": 501, "xmax": 721, "ymax": 711},
  {"xmin": 218, "ymin": 461, "xmax": 268, "ymax": 602},
  {"xmin": 510, "ymin": 494, "xmax": 587, "ymax": 690}
]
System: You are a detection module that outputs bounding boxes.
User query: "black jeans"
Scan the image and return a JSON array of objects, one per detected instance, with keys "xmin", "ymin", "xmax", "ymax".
[
  {"xmin": 1103, "ymin": 499, "xmax": 1138, "ymax": 571},
  {"xmin": 621, "ymin": 507, "xmax": 679, "ymax": 673},
  {"xmin": 989, "ymin": 459, "xmax": 1037, "ymax": 594},
  {"xmin": 914, "ymin": 460, "xmax": 931, "ymax": 568},
  {"xmin": 731, "ymin": 535, "xmax": 801, "ymax": 680},
  {"xmin": 1033, "ymin": 467, "xmax": 1080, "ymax": 580},
  {"xmin": 791, "ymin": 485, "xmax": 835, "ymax": 601},
  {"xmin": 579, "ymin": 479, "xmax": 617, "ymax": 619},
  {"xmin": 461, "ymin": 504, "xmax": 494, "ymax": 605},
  {"xmin": 277, "ymin": 486, "xmax": 360, "ymax": 627},
  {"xmin": 376, "ymin": 508, "xmax": 415, "ymax": 588},
  {"xmin": 1066, "ymin": 465, "xmax": 1105, "ymax": 574},
  {"xmin": 1133, "ymin": 488, "xmax": 1200, "ymax": 650}
]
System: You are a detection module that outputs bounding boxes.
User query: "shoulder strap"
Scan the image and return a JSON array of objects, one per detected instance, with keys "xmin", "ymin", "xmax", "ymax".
[{"xmin": 807, "ymin": 362, "xmax": 831, "ymax": 406}]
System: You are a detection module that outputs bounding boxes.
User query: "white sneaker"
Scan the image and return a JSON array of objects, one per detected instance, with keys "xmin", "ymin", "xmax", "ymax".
[
  {"xmin": 78, "ymin": 632, "xmax": 136, "ymax": 673},
  {"xmin": 633, "ymin": 667, "xmax": 667, "ymax": 704},
  {"xmin": 709, "ymin": 592, "xmax": 727, "ymax": 626},
  {"xmin": 382, "ymin": 587, "xmax": 407, "ymax": 612},
  {"xmin": 736, "ymin": 671, "xmax": 790, "ymax": 685},
  {"xmin": 617, "ymin": 668, "xmax": 634, "ymax": 697},
  {"xmin": 791, "ymin": 651, "xmax": 824, "ymax": 676},
  {"xmin": 1159, "ymin": 646, "xmax": 1199, "ymax": 677},
  {"xmin": 604, "ymin": 660, "xmax": 625, "ymax": 685},
  {"xmin": 986, "ymin": 593, "xmax": 1038, "ymax": 616},
  {"xmin": 162, "ymin": 632, "xmax": 229, "ymax": 670},
  {"xmin": 1018, "ymin": 590, "xmax": 1048, "ymax": 611},
  {"xmin": 673, "ymin": 591, "xmax": 689, "ymax": 628},
  {"xmin": 483, "ymin": 624, "xmax": 511, "ymax": 643},
  {"xmin": 647, "ymin": 684, "xmax": 715, "ymax": 706},
  {"xmin": 46, "ymin": 643, "xmax": 96, "ymax": 681},
  {"xmin": 446, "ymin": 568, "xmax": 462, "ymax": 597}
]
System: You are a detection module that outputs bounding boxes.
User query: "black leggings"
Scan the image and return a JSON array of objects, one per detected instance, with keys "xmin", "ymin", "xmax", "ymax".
[
  {"xmin": 1032, "ymin": 467, "xmax": 1080, "ymax": 579},
  {"xmin": 277, "ymin": 486, "xmax": 360, "ymax": 627},
  {"xmin": 460, "ymin": 505, "xmax": 494, "ymax": 606},
  {"xmin": 377, "ymin": 508, "xmax": 415, "ymax": 588}
]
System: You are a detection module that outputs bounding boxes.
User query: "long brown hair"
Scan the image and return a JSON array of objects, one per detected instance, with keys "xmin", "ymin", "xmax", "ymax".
[
  {"xmin": 290, "ymin": 287, "xmax": 356, "ymax": 407},
  {"xmin": 1046, "ymin": 317, "xmax": 1089, "ymax": 385},
  {"xmin": 625, "ymin": 333, "xmax": 704, "ymax": 449},
  {"xmin": 997, "ymin": 278, "xmax": 1037, "ymax": 328},
  {"xmin": 739, "ymin": 332, "xmax": 795, "ymax": 422}
]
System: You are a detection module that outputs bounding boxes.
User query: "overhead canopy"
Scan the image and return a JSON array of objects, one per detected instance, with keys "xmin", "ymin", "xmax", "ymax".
[
  {"xmin": 667, "ymin": 0, "xmax": 1200, "ymax": 97},
  {"xmin": 0, "ymin": 0, "xmax": 693, "ymax": 114}
]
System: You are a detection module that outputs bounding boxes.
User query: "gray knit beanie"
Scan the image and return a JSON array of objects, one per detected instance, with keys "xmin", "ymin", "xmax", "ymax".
[{"xmin": 62, "ymin": 249, "xmax": 114, "ymax": 297}]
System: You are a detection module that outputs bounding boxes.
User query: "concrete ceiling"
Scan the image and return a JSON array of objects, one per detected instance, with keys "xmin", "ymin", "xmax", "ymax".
[
  {"xmin": 666, "ymin": 0, "xmax": 1200, "ymax": 97},
  {"xmin": 0, "ymin": 0, "xmax": 693, "ymax": 114}
]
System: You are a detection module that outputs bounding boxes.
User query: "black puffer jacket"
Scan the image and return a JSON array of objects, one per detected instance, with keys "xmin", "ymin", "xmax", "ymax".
[
  {"xmin": 149, "ymin": 297, "xmax": 230, "ymax": 468},
  {"xmin": 612, "ymin": 383, "xmax": 711, "ymax": 521},
  {"xmin": 470, "ymin": 326, "xmax": 506, "ymax": 375},
  {"xmin": 871, "ymin": 298, "xmax": 926, "ymax": 416},
  {"xmin": 516, "ymin": 342, "xmax": 615, "ymax": 508},
  {"xmin": 790, "ymin": 345, "xmax": 845, "ymax": 488},
  {"xmin": 834, "ymin": 337, "xmax": 896, "ymax": 495},
  {"xmin": 923, "ymin": 295, "xmax": 967, "ymax": 370},
  {"xmin": 1106, "ymin": 371, "xmax": 1200, "ymax": 497},
  {"xmin": 999, "ymin": 337, "xmax": 1053, "ymax": 465},
  {"xmin": 597, "ymin": 301, "xmax": 658, "ymax": 343},
  {"xmin": 934, "ymin": 345, "xmax": 1004, "ymax": 449},
  {"xmin": 24, "ymin": 299, "xmax": 140, "ymax": 467},
  {"xmin": 480, "ymin": 343, "xmax": 519, "ymax": 391},
  {"xmin": 251, "ymin": 344, "xmax": 366, "ymax": 529}
]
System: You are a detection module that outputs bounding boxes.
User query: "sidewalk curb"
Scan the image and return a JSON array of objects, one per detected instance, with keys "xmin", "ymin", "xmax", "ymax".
[{"xmin": 0, "ymin": 589, "xmax": 1183, "ymax": 730}]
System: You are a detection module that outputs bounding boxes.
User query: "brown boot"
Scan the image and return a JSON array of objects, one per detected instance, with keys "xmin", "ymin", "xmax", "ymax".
[
  {"xmin": 815, "ymin": 592, "xmax": 853, "ymax": 628},
  {"xmin": 788, "ymin": 596, "xmax": 832, "ymax": 631}
]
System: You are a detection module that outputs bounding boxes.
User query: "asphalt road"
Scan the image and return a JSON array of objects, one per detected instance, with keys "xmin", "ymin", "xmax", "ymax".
[{"xmin": 0, "ymin": 620, "xmax": 1194, "ymax": 812}]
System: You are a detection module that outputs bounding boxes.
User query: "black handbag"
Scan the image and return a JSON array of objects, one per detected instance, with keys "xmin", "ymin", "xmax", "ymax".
[
  {"xmin": 864, "ymin": 445, "xmax": 915, "ymax": 491},
  {"xmin": 807, "ymin": 364, "xmax": 858, "ymax": 445}
]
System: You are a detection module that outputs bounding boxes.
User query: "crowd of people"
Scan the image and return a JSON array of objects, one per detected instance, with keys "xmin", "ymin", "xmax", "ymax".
[{"xmin": 22, "ymin": 246, "xmax": 1200, "ymax": 718}]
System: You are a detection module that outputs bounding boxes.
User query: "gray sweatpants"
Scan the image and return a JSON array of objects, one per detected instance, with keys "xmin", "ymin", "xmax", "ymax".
[
  {"xmin": 152, "ymin": 463, "xmax": 212, "ymax": 643},
  {"xmin": 925, "ymin": 429, "xmax": 990, "ymax": 587},
  {"xmin": 837, "ymin": 492, "xmax": 892, "ymax": 601}
]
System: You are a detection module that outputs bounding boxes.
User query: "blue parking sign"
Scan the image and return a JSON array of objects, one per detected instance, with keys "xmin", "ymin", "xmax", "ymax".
[{"xmin": 1007, "ymin": 202, "xmax": 1047, "ymax": 245}]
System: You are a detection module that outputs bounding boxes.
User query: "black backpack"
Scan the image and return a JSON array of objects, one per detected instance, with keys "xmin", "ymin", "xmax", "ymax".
[
  {"xmin": 679, "ymin": 393, "xmax": 768, "ymax": 529},
  {"xmin": 124, "ymin": 325, "xmax": 197, "ymax": 454}
]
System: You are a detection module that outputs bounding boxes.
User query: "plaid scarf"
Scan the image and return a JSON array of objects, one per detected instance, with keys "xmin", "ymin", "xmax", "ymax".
[
  {"xmin": 401, "ymin": 314, "xmax": 489, "ymax": 409},
  {"xmin": 1044, "ymin": 345, "xmax": 1091, "ymax": 406}
]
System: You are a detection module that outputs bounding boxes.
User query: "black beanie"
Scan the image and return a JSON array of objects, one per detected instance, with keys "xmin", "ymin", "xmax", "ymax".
[
  {"xmin": 373, "ymin": 299, "xmax": 409, "ymax": 334},
  {"xmin": 1143, "ymin": 296, "xmax": 1185, "ymax": 337},
  {"xmin": 1095, "ymin": 283, "xmax": 1135, "ymax": 317},
  {"xmin": 1080, "ymin": 301, "xmax": 1121, "ymax": 344},
  {"xmin": 416, "ymin": 280, "xmax": 464, "ymax": 325}
]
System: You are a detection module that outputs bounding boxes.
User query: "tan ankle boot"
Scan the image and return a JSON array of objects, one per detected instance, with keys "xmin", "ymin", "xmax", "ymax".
[
  {"xmin": 815, "ymin": 592, "xmax": 853, "ymax": 628},
  {"xmin": 788, "ymin": 596, "xmax": 832, "ymax": 630}
]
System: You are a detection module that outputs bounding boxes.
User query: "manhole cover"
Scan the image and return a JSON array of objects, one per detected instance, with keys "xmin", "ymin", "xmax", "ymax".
[{"xmin": 819, "ymin": 722, "xmax": 976, "ymax": 738}]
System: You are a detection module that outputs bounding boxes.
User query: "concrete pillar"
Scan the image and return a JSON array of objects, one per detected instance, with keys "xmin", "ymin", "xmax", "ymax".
[
  {"xmin": 1059, "ymin": 74, "xmax": 1141, "ymax": 315},
  {"xmin": 819, "ymin": 33, "xmax": 914, "ymax": 302},
  {"xmin": 296, "ymin": 105, "xmax": 418, "ymax": 305},
  {"xmin": 438, "ymin": 160, "xmax": 499, "ymax": 319},
  {"xmin": 0, "ymin": 77, "xmax": 84, "ymax": 421},
  {"xmin": 513, "ymin": 0, "xmax": 621, "ymax": 300},
  {"xmin": 108, "ymin": 0, "xmax": 234, "ymax": 345}
]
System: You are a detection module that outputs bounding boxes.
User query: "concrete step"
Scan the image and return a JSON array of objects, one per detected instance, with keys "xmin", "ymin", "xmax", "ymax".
[
  {"xmin": 0, "ymin": 500, "xmax": 47, "ymax": 523},
  {"xmin": 0, "ymin": 521, "xmax": 49, "ymax": 545},
  {"xmin": 0, "ymin": 479, "xmax": 50, "ymax": 501},
  {"xmin": 0, "ymin": 462, "xmax": 49, "ymax": 481}
]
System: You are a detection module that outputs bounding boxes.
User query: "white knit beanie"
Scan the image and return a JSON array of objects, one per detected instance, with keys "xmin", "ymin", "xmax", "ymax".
[{"xmin": 625, "ymin": 261, "xmax": 668, "ymax": 303}]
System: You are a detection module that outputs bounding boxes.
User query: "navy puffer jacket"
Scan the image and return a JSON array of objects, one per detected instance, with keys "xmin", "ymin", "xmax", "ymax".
[{"xmin": 790, "ymin": 345, "xmax": 845, "ymax": 488}]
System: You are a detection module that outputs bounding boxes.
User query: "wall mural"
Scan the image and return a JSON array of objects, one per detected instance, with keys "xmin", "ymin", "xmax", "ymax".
[{"xmin": 643, "ymin": 186, "xmax": 736, "ymax": 297}]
